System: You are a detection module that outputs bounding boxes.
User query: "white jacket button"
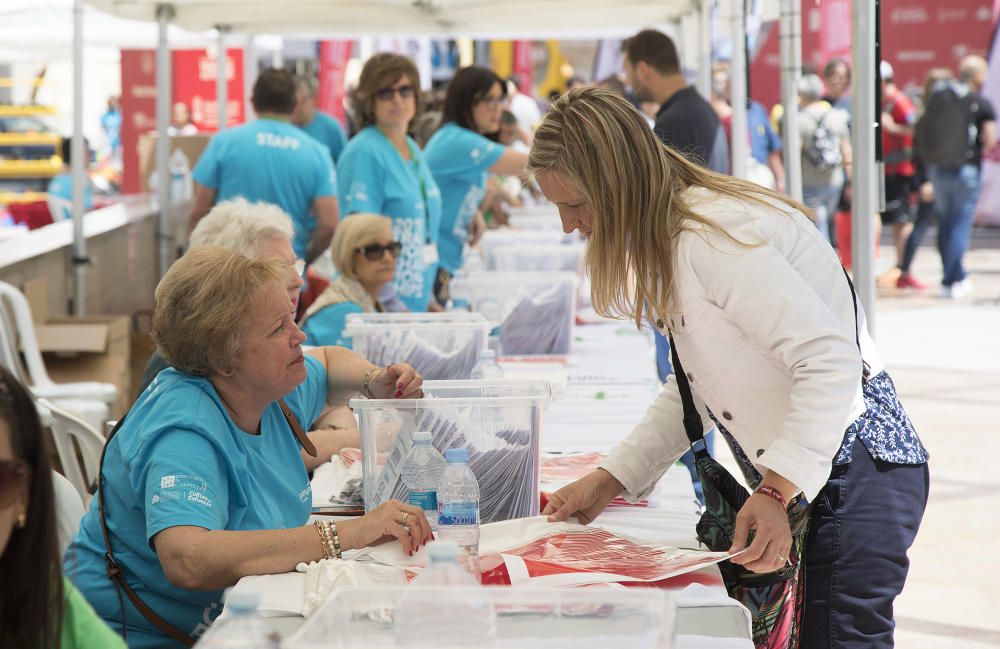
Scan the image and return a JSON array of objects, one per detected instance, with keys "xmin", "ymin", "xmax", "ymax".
[
  {"xmin": 756, "ymin": 449, "xmax": 765, "ymax": 458},
  {"xmin": 686, "ymin": 372, "xmax": 694, "ymax": 382},
  {"xmin": 722, "ymin": 411, "xmax": 733, "ymax": 421},
  {"xmin": 655, "ymin": 318, "xmax": 664, "ymax": 329}
]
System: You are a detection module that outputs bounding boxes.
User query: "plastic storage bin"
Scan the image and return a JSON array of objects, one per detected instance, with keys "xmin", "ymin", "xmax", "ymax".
[
  {"xmin": 344, "ymin": 312, "xmax": 491, "ymax": 380},
  {"xmin": 350, "ymin": 380, "xmax": 550, "ymax": 524},
  {"xmin": 479, "ymin": 229, "xmax": 566, "ymax": 269},
  {"xmin": 449, "ymin": 271, "xmax": 580, "ymax": 355},
  {"xmin": 489, "ymin": 242, "xmax": 587, "ymax": 274},
  {"xmin": 285, "ymin": 585, "xmax": 677, "ymax": 649}
]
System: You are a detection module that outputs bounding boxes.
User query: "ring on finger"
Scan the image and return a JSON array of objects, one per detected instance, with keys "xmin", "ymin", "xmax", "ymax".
[
  {"xmin": 399, "ymin": 512, "xmax": 409, "ymax": 526},
  {"xmin": 776, "ymin": 553, "xmax": 786, "ymax": 562}
]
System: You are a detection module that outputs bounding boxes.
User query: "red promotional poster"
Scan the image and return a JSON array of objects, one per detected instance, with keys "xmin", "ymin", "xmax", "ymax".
[
  {"xmin": 172, "ymin": 48, "xmax": 245, "ymax": 132},
  {"xmin": 120, "ymin": 49, "xmax": 157, "ymax": 194},
  {"xmin": 512, "ymin": 40, "xmax": 533, "ymax": 94},
  {"xmin": 317, "ymin": 40, "xmax": 353, "ymax": 130}
]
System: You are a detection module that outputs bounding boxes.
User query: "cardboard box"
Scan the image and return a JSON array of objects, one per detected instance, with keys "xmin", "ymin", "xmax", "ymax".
[
  {"xmin": 138, "ymin": 133, "xmax": 211, "ymax": 192},
  {"xmin": 23, "ymin": 278, "xmax": 132, "ymax": 419}
]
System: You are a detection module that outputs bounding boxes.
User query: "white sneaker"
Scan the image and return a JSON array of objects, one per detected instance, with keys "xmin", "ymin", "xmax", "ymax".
[
  {"xmin": 953, "ymin": 278, "xmax": 974, "ymax": 298},
  {"xmin": 940, "ymin": 284, "xmax": 954, "ymax": 299}
]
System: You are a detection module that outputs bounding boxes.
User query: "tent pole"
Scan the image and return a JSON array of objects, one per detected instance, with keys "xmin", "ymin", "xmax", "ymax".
[
  {"xmin": 156, "ymin": 4, "xmax": 174, "ymax": 279},
  {"xmin": 851, "ymin": 0, "xmax": 877, "ymax": 336},
  {"xmin": 244, "ymin": 34, "xmax": 256, "ymax": 121},
  {"xmin": 697, "ymin": 2, "xmax": 713, "ymax": 99},
  {"xmin": 71, "ymin": 0, "xmax": 87, "ymax": 315},
  {"xmin": 216, "ymin": 26, "xmax": 229, "ymax": 130},
  {"xmin": 779, "ymin": 0, "xmax": 802, "ymax": 201},
  {"xmin": 729, "ymin": 0, "xmax": 748, "ymax": 179}
]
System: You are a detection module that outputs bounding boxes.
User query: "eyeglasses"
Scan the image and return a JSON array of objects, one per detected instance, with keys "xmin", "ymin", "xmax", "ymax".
[
  {"xmin": 0, "ymin": 459, "xmax": 30, "ymax": 509},
  {"xmin": 374, "ymin": 85, "xmax": 416, "ymax": 102},
  {"xmin": 476, "ymin": 94, "xmax": 506, "ymax": 108},
  {"xmin": 356, "ymin": 241, "xmax": 402, "ymax": 261}
]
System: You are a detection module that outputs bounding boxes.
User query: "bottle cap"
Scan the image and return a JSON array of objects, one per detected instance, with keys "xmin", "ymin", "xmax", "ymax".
[
  {"xmin": 479, "ymin": 349, "xmax": 496, "ymax": 360},
  {"xmin": 223, "ymin": 588, "xmax": 259, "ymax": 613},
  {"xmin": 412, "ymin": 431, "xmax": 432, "ymax": 443},
  {"xmin": 445, "ymin": 448, "xmax": 469, "ymax": 463},
  {"xmin": 426, "ymin": 540, "xmax": 461, "ymax": 562}
]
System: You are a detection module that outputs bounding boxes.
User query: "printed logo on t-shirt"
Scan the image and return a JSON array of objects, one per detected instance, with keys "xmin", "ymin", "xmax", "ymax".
[
  {"xmin": 161, "ymin": 475, "xmax": 175, "ymax": 488},
  {"xmin": 256, "ymin": 132, "xmax": 302, "ymax": 150}
]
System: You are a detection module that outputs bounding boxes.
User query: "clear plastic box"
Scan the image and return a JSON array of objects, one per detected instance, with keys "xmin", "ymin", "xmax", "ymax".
[
  {"xmin": 479, "ymin": 230, "xmax": 567, "ymax": 269},
  {"xmin": 344, "ymin": 312, "xmax": 491, "ymax": 380},
  {"xmin": 449, "ymin": 272, "xmax": 580, "ymax": 355},
  {"xmin": 489, "ymin": 242, "xmax": 587, "ymax": 274},
  {"xmin": 350, "ymin": 380, "xmax": 551, "ymax": 523},
  {"xmin": 285, "ymin": 585, "xmax": 676, "ymax": 649}
]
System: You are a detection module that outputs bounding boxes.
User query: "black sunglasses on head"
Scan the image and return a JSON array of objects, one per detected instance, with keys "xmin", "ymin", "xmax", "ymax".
[
  {"xmin": 356, "ymin": 241, "xmax": 403, "ymax": 261},
  {"xmin": 374, "ymin": 85, "xmax": 416, "ymax": 102}
]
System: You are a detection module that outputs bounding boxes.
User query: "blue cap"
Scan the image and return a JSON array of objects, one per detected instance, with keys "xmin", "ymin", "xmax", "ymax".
[{"xmin": 445, "ymin": 448, "xmax": 468, "ymax": 463}]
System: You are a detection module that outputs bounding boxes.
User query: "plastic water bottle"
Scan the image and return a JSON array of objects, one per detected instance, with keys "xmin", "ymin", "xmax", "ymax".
[
  {"xmin": 169, "ymin": 148, "xmax": 193, "ymax": 203},
  {"xmin": 393, "ymin": 541, "xmax": 496, "ymax": 646},
  {"xmin": 470, "ymin": 349, "xmax": 503, "ymax": 380},
  {"xmin": 400, "ymin": 431, "xmax": 447, "ymax": 530},
  {"xmin": 437, "ymin": 448, "xmax": 481, "ymax": 579},
  {"xmin": 197, "ymin": 590, "xmax": 279, "ymax": 648}
]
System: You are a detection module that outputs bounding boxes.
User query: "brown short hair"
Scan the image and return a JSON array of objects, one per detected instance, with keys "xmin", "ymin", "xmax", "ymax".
[
  {"xmin": 621, "ymin": 29, "xmax": 680, "ymax": 76},
  {"xmin": 352, "ymin": 53, "xmax": 421, "ymax": 130},
  {"xmin": 152, "ymin": 246, "xmax": 285, "ymax": 377},
  {"xmin": 251, "ymin": 68, "xmax": 297, "ymax": 114},
  {"xmin": 330, "ymin": 213, "xmax": 394, "ymax": 280}
]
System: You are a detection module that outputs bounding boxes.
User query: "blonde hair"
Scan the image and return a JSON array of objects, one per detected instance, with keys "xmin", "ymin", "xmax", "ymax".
[
  {"xmin": 526, "ymin": 87, "xmax": 811, "ymax": 327},
  {"xmin": 190, "ymin": 198, "xmax": 294, "ymax": 258},
  {"xmin": 152, "ymin": 246, "xmax": 285, "ymax": 376},
  {"xmin": 330, "ymin": 213, "xmax": 394, "ymax": 280}
]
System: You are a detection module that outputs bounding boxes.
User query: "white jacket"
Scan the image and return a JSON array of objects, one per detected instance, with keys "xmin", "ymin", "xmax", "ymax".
[{"xmin": 600, "ymin": 186, "xmax": 883, "ymax": 502}]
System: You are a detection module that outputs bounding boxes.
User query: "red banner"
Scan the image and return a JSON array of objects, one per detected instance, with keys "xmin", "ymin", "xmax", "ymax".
[
  {"xmin": 172, "ymin": 48, "xmax": 245, "ymax": 132},
  {"xmin": 317, "ymin": 40, "xmax": 353, "ymax": 130},
  {"xmin": 120, "ymin": 49, "xmax": 157, "ymax": 194},
  {"xmin": 512, "ymin": 40, "xmax": 533, "ymax": 94}
]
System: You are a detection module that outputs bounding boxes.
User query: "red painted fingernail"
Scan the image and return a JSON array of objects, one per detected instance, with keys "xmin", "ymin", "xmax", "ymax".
[{"xmin": 394, "ymin": 390, "xmax": 402, "ymax": 398}]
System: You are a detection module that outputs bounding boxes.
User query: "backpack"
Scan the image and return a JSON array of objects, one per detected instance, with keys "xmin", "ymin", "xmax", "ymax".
[
  {"xmin": 804, "ymin": 109, "xmax": 843, "ymax": 172},
  {"xmin": 915, "ymin": 84, "xmax": 973, "ymax": 168}
]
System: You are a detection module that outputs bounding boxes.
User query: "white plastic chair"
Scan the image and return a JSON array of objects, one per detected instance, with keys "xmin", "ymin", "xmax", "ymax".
[
  {"xmin": 0, "ymin": 281, "xmax": 117, "ymax": 427},
  {"xmin": 52, "ymin": 470, "xmax": 85, "ymax": 559},
  {"xmin": 39, "ymin": 398, "xmax": 107, "ymax": 505}
]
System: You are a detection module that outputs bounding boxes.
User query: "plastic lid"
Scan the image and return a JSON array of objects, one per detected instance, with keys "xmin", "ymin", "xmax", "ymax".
[
  {"xmin": 445, "ymin": 448, "xmax": 469, "ymax": 463},
  {"xmin": 478, "ymin": 349, "xmax": 496, "ymax": 360},
  {"xmin": 412, "ymin": 431, "xmax": 432, "ymax": 443},
  {"xmin": 223, "ymin": 588, "xmax": 259, "ymax": 613},
  {"xmin": 426, "ymin": 540, "xmax": 460, "ymax": 562}
]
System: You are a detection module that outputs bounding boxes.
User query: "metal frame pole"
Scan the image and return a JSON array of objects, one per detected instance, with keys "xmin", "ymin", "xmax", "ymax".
[
  {"xmin": 729, "ymin": 0, "xmax": 749, "ymax": 179},
  {"xmin": 156, "ymin": 4, "xmax": 174, "ymax": 279},
  {"xmin": 851, "ymin": 0, "xmax": 877, "ymax": 335},
  {"xmin": 697, "ymin": 2, "xmax": 713, "ymax": 99},
  {"xmin": 216, "ymin": 26, "xmax": 229, "ymax": 130},
  {"xmin": 779, "ymin": 0, "xmax": 803, "ymax": 201},
  {"xmin": 71, "ymin": 0, "xmax": 87, "ymax": 314}
]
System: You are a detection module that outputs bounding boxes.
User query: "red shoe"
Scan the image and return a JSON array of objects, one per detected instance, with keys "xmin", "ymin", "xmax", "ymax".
[{"xmin": 896, "ymin": 273, "xmax": 928, "ymax": 289}]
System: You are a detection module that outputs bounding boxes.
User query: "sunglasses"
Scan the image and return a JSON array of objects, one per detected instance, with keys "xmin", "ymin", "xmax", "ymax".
[
  {"xmin": 356, "ymin": 241, "xmax": 402, "ymax": 261},
  {"xmin": 374, "ymin": 85, "xmax": 416, "ymax": 102},
  {"xmin": 0, "ymin": 459, "xmax": 30, "ymax": 509}
]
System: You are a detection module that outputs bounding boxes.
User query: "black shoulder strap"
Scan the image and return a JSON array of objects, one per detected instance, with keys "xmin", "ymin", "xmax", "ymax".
[{"xmin": 97, "ymin": 397, "xmax": 315, "ymax": 646}]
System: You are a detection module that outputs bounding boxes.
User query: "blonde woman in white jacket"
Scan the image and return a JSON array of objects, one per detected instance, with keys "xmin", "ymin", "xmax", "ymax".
[{"xmin": 532, "ymin": 88, "xmax": 929, "ymax": 649}]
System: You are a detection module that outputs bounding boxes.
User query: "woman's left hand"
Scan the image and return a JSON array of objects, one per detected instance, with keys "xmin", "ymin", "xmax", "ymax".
[
  {"xmin": 368, "ymin": 363, "xmax": 423, "ymax": 399},
  {"xmin": 727, "ymin": 493, "xmax": 792, "ymax": 574}
]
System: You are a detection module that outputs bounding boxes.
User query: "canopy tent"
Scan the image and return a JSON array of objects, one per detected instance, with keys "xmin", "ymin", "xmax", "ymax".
[{"xmin": 67, "ymin": 0, "xmax": 887, "ymax": 337}]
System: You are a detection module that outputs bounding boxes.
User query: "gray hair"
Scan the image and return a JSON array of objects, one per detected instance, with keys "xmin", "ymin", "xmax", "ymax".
[
  {"xmin": 190, "ymin": 198, "xmax": 294, "ymax": 258},
  {"xmin": 798, "ymin": 74, "xmax": 825, "ymax": 103}
]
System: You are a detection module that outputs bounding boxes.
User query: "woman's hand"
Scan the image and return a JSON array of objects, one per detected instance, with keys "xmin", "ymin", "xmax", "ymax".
[
  {"xmin": 727, "ymin": 493, "xmax": 792, "ymax": 574},
  {"xmin": 368, "ymin": 363, "xmax": 423, "ymax": 399},
  {"xmin": 340, "ymin": 500, "xmax": 433, "ymax": 556},
  {"xmin": 541, "ymin": 468, "xmax": 625, "ymax": 524}
]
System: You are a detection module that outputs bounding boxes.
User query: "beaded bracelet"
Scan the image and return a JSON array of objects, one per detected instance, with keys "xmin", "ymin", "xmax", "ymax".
[
  {"xmin": 755, "ymin": 485, "xmax": 787, "ymax": 510},
  {"xmin": 329, "ymin": 522, "xmax": 342, "ymax": 559},
  {"xmin": 361, "ymin": 367, "xmax": 382, "ymax": 398}
]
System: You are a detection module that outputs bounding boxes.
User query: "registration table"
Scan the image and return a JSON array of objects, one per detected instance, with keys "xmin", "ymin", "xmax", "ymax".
[{"xmin": 230, "ymin": 318, "xmax": 752, "ymax": 647}]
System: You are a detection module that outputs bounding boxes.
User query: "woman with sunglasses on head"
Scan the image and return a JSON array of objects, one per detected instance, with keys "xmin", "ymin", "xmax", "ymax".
[
  {"xmin": 0, "ymin": 366, "xmax": 126, "ymax": 649},
  {"xmin": 338, "ymin": 53, "xmax": 442, "ymax": 313},
  {"xmin": 302, "ymin": 214, "xmax": 398, "ymax": 347},
  {"xmin": 424, "ymin": 66, "xmax": 531, "ymax": 302}
]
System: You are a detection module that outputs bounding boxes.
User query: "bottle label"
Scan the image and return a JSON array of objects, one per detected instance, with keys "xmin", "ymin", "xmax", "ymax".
[
  {"xmin": 438, "ymin": 501, "xmax": 479, "ymax": 526},
  {"xmin": 407, "ymin": 490, "xmax": 438, "ymax": 512}
]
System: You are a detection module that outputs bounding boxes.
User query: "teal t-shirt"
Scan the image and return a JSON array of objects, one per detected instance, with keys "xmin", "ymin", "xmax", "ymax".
[
  {"xmin": 63, "ymin": 357, "xmax": 327, "ymax": 649},
  {"xmin": 46, "ymin": 173, "xmax": 93, "ymax": 221},
  {"xmin": 337, "ymin": 127, "xmax": 442, "ymax": 311},
  {"xmin": 424, "ymin": 123, "xmax": 504, "ymax": 273},
  {"xmin": 299, "ymin": 111, "xmax": 348, "ymax": 164},
  {"xmin": 192, "ymin": 118, "xmax": 337, "ymax": 259},
  {"xmin": 301, "ymin": 301, "xmax": 364, "ymax": 347}
]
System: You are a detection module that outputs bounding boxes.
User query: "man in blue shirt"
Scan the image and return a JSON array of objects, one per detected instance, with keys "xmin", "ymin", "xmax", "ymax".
[
  {"xmin": 292, "ymin": 76, "xmax": 348, "ymax": 165},
  {"xmin": 190, "ymin": 69, "xmax": 339, "ymax": 264}
]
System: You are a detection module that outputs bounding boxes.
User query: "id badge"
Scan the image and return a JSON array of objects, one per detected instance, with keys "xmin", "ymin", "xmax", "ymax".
[{"xmin": 422, "ymin": 244, "xmax": 439, "ymax": 265}]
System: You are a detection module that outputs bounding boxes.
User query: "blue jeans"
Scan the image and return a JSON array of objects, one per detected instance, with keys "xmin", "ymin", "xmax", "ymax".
[
  {"xmin": 928, "ymin": 164, "xmax": 981, "ymax": 287},
  {"xmin": 654, "ymin": 330, "xmax": 713, "ymax": 504},
  {"xmin": 803, "ymin": 184, "xmax": 842, "ymax": 245}
]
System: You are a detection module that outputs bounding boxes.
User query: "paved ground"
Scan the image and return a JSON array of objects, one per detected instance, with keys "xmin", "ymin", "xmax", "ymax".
[{"xmin": 712, "ymin": 225, "xmax": 1000, "ymax": 647}]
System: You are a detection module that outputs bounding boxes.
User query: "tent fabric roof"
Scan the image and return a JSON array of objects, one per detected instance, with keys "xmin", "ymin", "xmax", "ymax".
[{"xmin": 86, "ymin": 0, "xmax": 700, "ymax": 35}]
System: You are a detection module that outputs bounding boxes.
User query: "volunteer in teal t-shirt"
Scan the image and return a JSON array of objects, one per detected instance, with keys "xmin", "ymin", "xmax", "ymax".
[
  {"xmin": 292, "ymin": 76, "xmax": 348, "ymax": 164},
  {"xmin": 190, "ymin": 69, "xmax": 339, "ymax": 264},
  {"xmin": 424, "ymin": 66, "xmax": 529, "ymax": 280},
  {"xmin": 337, "ymin": 53, "xmax": 442, "ymax": 312}
]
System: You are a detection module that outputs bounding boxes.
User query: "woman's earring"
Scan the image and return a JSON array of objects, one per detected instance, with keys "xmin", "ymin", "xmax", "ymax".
[{"xmin": 16, "ymin": 512, "xmax": 26, "ymax": 528}]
